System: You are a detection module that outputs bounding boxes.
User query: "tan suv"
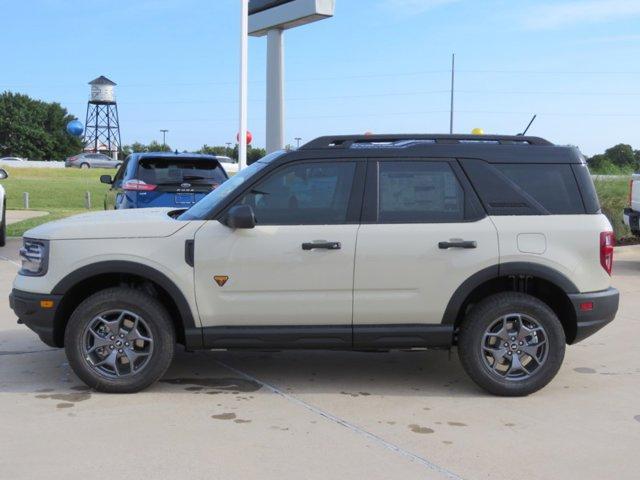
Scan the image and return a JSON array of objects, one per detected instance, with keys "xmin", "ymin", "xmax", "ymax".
[{"xmin": 10, "ymin": 135, "xmax": 619, "ymax": 396}]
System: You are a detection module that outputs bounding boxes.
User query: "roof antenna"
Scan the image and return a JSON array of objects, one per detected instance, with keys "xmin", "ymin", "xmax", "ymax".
[{"xmin": 518, "ymin": 114, "xmax": 537, "ymax": 136}]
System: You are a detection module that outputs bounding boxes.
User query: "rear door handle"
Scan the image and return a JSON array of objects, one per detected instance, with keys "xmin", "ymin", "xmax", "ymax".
[
  {"xmin": 302, "ymin": 241, "xmax": 341, "ymax": 251},
  {"xmin": 438, "ymin": 240, "xmax": 477, "ymax": 249}
]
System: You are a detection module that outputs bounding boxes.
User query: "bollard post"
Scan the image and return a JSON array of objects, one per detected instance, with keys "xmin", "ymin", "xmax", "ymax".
[
  {"xmin": 84, "ymin": 191, "xmax": 91, "ymax": 209},
  {"xmin": 23, "ymin": 192, "xmax": 29, "ymax": 209}
]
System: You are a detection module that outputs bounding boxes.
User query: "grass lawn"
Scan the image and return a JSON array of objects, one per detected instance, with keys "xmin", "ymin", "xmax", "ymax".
[
  {"xmin": 593, "ymin": 177, "xmax": 630, "ymax": 240},
  {"xmin": 2, "ymin": 166, "xmax": 109, "ymax": 237},
  {"xmin": 0, "ymin": 166, "xmax": 632, "ymax": 241}
]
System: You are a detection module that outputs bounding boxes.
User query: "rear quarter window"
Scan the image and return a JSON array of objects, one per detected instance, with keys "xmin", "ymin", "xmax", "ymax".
[
  {"xmin": 495, "ymin": 164, "xmax": 584, "ymax": 214},
  {"xmin": 461, "ymin": 159, "xmax": 586, "ymax": 215}
]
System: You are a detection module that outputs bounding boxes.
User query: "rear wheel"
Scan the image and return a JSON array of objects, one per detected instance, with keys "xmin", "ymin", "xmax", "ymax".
[
  {"xmin": 458, "ymin": 292, "xmax": 565, "ymax": 396},
  {"xmin": 80, "ymin": 162, "xmax": 90, "ymax": 169},
  {"xmin": 64, "ymin": 287, "xmax": 175, "ymax": 393}
]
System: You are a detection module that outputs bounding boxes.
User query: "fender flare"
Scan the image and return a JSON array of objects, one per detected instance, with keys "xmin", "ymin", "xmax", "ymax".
[
  {"xmin": 442, "ymin": 262, "xmax": 579, "ymax": 325},
  {"xmin": 52, "ymin": 261, "xmax": 201, "ymax": 347}
]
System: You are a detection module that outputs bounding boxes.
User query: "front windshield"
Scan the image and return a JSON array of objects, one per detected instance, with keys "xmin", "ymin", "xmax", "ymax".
[{"xmin": 178, "ymin": 151, "xmax": 285, "ymax": 220}]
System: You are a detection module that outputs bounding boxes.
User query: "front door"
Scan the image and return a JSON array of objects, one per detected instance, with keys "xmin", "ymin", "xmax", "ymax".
[
  {"xmin": 353, "ymin": 159, "xmax": 498, "ymax": 345},
  {"xmin": 193, "ymin": 160, "xmax": 364, "ymax": 346}
]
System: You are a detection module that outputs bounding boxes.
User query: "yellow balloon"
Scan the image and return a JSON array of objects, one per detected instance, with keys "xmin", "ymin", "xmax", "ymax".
[{"xmin": 471, "ymin": 128, "xmax": 485, "ymax": 135}]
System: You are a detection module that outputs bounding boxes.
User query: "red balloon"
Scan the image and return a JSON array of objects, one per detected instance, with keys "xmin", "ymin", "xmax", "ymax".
[{"xmin": 237, "ymin": 131, "xmax": 253, "ymax": 145}]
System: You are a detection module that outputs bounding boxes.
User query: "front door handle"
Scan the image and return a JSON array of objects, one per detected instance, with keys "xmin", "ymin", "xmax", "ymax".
[
  {"xmin": 302, "ymin": 241, "xmax": 342, "ymax": 251},
  {"xmin": 438, "ymin": 240, "xmax": 477, "ymax": 249}
]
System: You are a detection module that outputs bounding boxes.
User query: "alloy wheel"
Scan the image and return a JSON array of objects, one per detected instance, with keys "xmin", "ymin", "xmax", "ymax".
[
  {"xmin": 481, "ymin": 313, "xmax": 548, "ymax": 381},
  {"xmin": 81, "ymin": 310, "xmax": 154, "ymax": 378}
]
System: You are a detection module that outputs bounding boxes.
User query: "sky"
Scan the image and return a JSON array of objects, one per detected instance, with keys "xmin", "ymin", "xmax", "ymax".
[{"xmin": 2, "ymin": 0, "xmax": 640, "ymax": 155}]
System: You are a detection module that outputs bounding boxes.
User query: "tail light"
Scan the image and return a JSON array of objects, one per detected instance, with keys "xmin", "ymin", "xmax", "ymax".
[
  {"xmin": 600, "ymin": 231, "xmax": 615, "ymax": 276},
  {"xmin": 628, "ymin": 179, "xmax": 634, "ymax": 206},
  {"xmin": 123, "ymin": 179, "xmax": 157, "ymax": 191}
]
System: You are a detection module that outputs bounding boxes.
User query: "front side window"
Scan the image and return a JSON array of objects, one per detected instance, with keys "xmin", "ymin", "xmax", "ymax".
[
  {"xmin": 237, "ymin": 162, "xmax": 357, "ymax": 225},
  {"xmin": 378, "ymin": 161, "xmax": 465, "ymax": 223},
  {"xmin": 178, "ymin": 151, "xmax": 286, "ymax": 220}
]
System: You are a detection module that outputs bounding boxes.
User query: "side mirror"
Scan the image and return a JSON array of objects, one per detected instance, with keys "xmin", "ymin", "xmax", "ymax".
[
  {"xmin": 223, "ymin": 205, "xmax": 256, "ymax": 229},
  {"xmin": 0, "ymin": 169, "xmax": 8, "ymax": 180},
  {"xmin": 100, "ymin": 175, "xmax": 113, "ymax": 185}
]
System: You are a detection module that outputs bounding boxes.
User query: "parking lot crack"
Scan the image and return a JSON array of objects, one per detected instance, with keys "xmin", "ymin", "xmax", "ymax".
[
  {"xmin": 0, "ymin": 348, "xmax": 58, "ymax": 356},
  {"xmin": 216, "ymin": 360, "xmax": 465, "ymax": 480}
]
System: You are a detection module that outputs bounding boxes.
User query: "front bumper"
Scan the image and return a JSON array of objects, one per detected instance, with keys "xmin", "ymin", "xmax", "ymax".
[
  {"xmin": 9, "ymin": 289, "xmax": 63, "ymax": 347},
  {"xmin": 568, "ymin": 287, "xmax": 619, "ymax": 344}
]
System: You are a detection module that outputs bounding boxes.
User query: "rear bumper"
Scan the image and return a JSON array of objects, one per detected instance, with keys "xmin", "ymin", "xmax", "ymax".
[
  {"xmin": 568, "ymin": 287, "xmax": 619, "ymax": 344},
  {"xmin": 9, "ymin": 289, "xmax": 62, "ymax": 348}
]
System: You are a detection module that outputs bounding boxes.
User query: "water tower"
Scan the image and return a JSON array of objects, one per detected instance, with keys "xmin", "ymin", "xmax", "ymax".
[{"xmin": 83, "ymin": 76, "xmax": 122, "ymax": 158}]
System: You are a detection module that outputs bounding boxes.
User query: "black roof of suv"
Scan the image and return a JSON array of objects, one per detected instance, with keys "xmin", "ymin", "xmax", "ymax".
[{"xmin": 297, "ymin": 134, "xmax": 584, "ymax": 164}]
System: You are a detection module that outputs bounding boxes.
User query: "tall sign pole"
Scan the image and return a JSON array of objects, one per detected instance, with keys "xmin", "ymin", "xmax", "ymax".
[
  {"xmin": 239, "ymin": 0, "xmax": 249, "ymax": 170},
  {"xmin": 449, "ymin": 53, "xmax": 455, "ymax": 135},
  {"xmin": 266, "ymin": 28, "xmax": 285, "ymax": 153}
]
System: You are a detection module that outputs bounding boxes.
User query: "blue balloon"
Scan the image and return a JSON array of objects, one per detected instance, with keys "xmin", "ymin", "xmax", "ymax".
[{"xmin": 66, "ymin": 120, "xmax": 84, "ymax": 137}]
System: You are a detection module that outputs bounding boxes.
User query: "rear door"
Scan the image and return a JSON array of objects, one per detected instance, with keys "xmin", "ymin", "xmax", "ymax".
[{"xmin": 353, "ymin": 159, "xmax": 498, "ymax": 345}]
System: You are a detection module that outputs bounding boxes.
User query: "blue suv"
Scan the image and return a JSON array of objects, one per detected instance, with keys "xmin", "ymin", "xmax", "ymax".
[{"xmin": 101, "ymin": 152, "xmax": 229, "ymax": 210}]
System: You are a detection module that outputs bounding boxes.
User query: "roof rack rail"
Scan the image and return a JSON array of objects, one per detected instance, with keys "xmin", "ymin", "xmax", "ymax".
[{"xmin": 300, "ymin": 134, "xmax": 553, "ymax": 150}]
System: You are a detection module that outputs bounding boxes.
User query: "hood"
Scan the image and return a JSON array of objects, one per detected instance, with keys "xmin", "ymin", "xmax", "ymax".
[{"xmin": 25, "ymin": 208, "xmax": 189, "ymax": 240}]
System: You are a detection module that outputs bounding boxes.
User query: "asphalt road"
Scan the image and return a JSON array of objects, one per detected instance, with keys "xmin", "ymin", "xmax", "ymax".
[{"xmin": 0, "ymin": 237, "xmax": 638, "ymax": 480}]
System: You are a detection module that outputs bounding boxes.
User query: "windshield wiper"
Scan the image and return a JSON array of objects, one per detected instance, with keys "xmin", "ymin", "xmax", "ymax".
[{"xmin": 183, "ymin": 175, "xmax": 208, "ymax": 180}]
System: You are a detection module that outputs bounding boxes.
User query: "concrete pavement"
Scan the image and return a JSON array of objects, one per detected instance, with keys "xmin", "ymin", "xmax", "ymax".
[
  {"xmin": 5, "ymin": 210, "xmax": 49, "ymax": 225},
  {"xmin": 0, "ymin": 237, "xmax": 638, "ymax": 480}
]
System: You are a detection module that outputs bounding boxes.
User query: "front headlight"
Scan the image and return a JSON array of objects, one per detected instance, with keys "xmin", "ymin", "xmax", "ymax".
[{"xmin": 19, "ymin": 238, "xmax": 49, "ymax": 276}]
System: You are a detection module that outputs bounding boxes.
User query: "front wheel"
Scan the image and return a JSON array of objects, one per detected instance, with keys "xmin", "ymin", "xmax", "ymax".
[
  {"xmin": 458, "ymin": 292, "xmax": 565, "ymax": 396},
  {"xmin": 64, "ymin": 287, "xmax": 175, "ymax": 393}
]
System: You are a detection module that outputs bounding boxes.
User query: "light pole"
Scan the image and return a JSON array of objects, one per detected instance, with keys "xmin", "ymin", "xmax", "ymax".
[
  {"xmin": 160, "ymin": 129, "xmax": 169, "ymax": 149},
  {"xmin": 295, "ymin": 137, "xmax": 302, "ymax": 148}
]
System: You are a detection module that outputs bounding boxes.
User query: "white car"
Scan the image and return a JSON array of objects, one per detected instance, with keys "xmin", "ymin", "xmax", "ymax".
[
  {"xmin": 0, "ymin": 156, "xmax": 26, "ymax": 164},
  {"xmin": 0, "ymin": 168, "xmax": 7, "ymax": 246},
  {"xmin": 217, "ymin": 155, "xmax": 239, "ymax": 174},
  {"xmin": 9, "ymin": 135, "xmax": 619, "ymax": 396}
]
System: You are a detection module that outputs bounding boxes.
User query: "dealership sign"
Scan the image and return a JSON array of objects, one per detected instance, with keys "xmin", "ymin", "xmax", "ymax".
[{"xmin": 249, "ymin": 0, "xmax": 335, "ymax": 36}]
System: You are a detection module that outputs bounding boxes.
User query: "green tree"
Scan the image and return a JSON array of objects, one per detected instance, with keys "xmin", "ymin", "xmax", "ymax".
[
  {"xmin": 0, "ymin": 91, "xmax": 83, "ymax": 160},
  {"xmin": 197, "ymin": 144, "xmax": 266, "ymax": 164},
  {"xmin": 604, "ymin": 144, "xmax": 636, "ymax": 169},
  {"xmin": 147, "ymin": 140, "xmax": 172, "ymax": 152},
  {"xmin": 198, "ymin": 144, "xmax": 234, "ymax": 157}
]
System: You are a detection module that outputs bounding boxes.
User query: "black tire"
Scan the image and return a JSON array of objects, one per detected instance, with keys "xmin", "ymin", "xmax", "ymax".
[
  {"xmin": 458, "ymin": 292, "xmax": 565, "ymax": 396},
  {"xmin": 64, "ymin": 287, "xmax": 175, "ymax": 393},
  {"xmin": 0, "ymin": 200, "xmax": 6, "ymax": 247},
  {"xmin": 80, "ymin": 162, "xmax": 90, "ymax": 169}
]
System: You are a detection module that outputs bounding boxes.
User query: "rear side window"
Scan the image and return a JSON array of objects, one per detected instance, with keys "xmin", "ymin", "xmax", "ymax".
[
  {"xmin": 378, "ymin": 161, "xmax": 465, "ymax": 223},
  {"xmin": 495, "ymin": 164, "xmax": 584, "ymax": 214},
  {"xmin": 137, "ymin": 158, "xmax": 227, "ymax": 186}
]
